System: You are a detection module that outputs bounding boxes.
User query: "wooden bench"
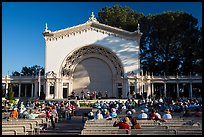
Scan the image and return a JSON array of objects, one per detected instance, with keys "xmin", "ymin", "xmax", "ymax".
[
  {"xmin": 85, "ymin": 119, "xmax": 192, "ymax": 124},
  {"xmin": 81, "ymin": 128, "xmax": 177, "ymax": 135},
  {"xmin": 2, "ymin": 130, "xmax": 17, "ymax": 135},
  {"xmin": 2, "ymin": 127, "xmax": 28, "ymax": 135},
  {"xmin": 84, "ymin": 125, "xmax": 169, "ymax": 130},
  {"xmin": 175, "ymin": 129, "xmax": 202, "ymax": 135},
  {"xmin": 2, "ymin": 121, "xmax": 37, "ymax": 134},
  {"xmin": 3, "ymin": 118, "xmax": 48, "ymax": 132},
  {"xmin": 18, "ymin": 119, "xmax": 47, "ymax": 133},
  {"xmin": 84, "ymin": 122, "xmax": 188, "ymax": 126}
]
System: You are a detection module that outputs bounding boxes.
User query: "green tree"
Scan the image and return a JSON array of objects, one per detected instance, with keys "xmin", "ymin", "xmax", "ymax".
[
  {"xmin": 98, "ymin": 6, "xmax": 202, "ymax": 76},
  {"xmin": 12, "ymin": 71, "xmax": 21, "ymax": 76},
  {"xmin": 98, "ymin": 5, "xmax": 144, "ymax": 32},
  {"xmin": 12, "ymin": 65, "xmax": 44, "ymax": 76},
  {"xmin": 140, "ymin": 11, "xmax": 202, "ymax": 75}
]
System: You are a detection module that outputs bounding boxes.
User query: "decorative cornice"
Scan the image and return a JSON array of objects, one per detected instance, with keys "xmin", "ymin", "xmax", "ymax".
[{"xmin": 42, "ymin": 13, "xmax": 143, "ymax": 42}]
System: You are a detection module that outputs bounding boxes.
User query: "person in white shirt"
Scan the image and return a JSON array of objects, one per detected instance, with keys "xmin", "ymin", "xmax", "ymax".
[
  {"xmin": 162, "ymin": 109, "xmax": 172, "ymax": 120},
  {"xmin": 159, "ymin": 97, "xmax": 163, "ymax": 103},
  {"xmin": 137, "ymin": 110, "xmax": 148, "ymax": 120},
  {"xmin": 95, "ymin": 110, "xmax": 103, "ymax": 120},
  {"xmin": 155, "ymin": 111, "xmax": 161, "ymax": 119}
]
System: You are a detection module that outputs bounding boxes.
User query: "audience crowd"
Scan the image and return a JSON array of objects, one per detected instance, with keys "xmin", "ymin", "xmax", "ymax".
[
  {"xmin": 86, "ymin": 96, "xmax": 202, "ymax": 128},
  {"xmin": 2, "ymin": 96, "xmax": 202, "ymax": 130},
  {"xmin": 2, "ymin": 99, "xmax": 78, "ymax": 129}
]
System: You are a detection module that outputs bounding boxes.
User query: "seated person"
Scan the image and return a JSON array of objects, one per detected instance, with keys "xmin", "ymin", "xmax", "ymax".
[
  {"xmin": 155, "ymin": 110, "xmax": 162, "ymax": 119},
  {"xmin": 110, "ymin": 108, "xmax": 118, "ymax": 118},
  {"xmin": 22, "ymin": 109, "xmax": 29, "ymax": 119},
  {"xmin": 87, "ymin": 111, "xmax": 94, "ymax": 120},
  {"xmin": 95, "ymin": 110, "xmax": 103, "ymax": 120},
  {"xmin": 148, "ymin": 109, "xmax": 157, "ymax": 120},
  {"xmin": 194, "ymin": 108, "xmax": 201, "ymax": 117},
  {"xmin": 137, "ymin": 110, "xmax": 148, "ymax": 120},
  {"xmin": 126, "ymin": 110, "xmax": 133, "ymax": 120},
  {"xmin": 162, "ymin": 109, "xmax": 172, "ymax": 120},
  {"xmin": 113, "ymin": 117, "xmax": 131, "ymax": 130},
  {"xmin": 10, "ymin": 108, "xmax": 18, "ymax": 119},
  {"xmin": 131, "ymin": 118, "xmax": 141, "ymax": 129},
  {"xmin": 104, "ymin": 111, "xmax": 112, "ymax": 120}
]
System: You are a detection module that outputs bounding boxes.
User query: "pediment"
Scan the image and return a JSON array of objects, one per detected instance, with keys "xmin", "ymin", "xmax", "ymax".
[{"xmin": 43, "ymin": 13, "xmax": 142, "ymax": 41}]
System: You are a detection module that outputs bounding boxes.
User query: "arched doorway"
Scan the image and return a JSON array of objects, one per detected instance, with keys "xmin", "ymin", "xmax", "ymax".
[
  {"xmin": 60, "ymin": 45, "xmax": 125, "ymax": 98},
  {"xmin": 72, "ymin": 57, "xmax": 113, "ymax": 97}
]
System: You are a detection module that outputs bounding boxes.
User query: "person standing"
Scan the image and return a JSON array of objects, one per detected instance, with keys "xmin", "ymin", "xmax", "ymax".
[
  {"xmin": 52, "ymin": 106, "xmax": 58, "ymax": 123},
  {"xmin": 105, "ymin": 91, "xmax": 108, "ymax": 99},
  {"xmin": 47, "ymin": 107, "xmax": 55, "ymax": 128},
  {"xmin": 127, "ymin": 92, "xmax": 130, "ymax": 99},
  {"xmin": 132, "ymin": 91, "xmax": 136, "ymax": 98}
]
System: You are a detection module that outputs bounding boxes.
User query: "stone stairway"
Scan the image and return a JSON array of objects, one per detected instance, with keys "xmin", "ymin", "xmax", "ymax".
[{"xmin": 40, "ymin": 107, "xmax": 92, "ymax": 135}]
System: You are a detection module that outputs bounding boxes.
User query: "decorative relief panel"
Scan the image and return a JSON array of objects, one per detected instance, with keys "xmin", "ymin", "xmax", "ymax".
[
  {"xmin": 61, "ymin": 46, "xmax": 124, "ymax": 78},
  {"xmin": 46, "ymin": 71, "xmax": 57, "ymax": 78}
]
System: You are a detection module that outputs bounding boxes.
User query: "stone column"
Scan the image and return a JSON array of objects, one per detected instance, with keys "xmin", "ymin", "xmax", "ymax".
[
  {"xmin": 5, "ymin": 83, "xmax": 9, "ymax": 98},
  {"xmin": 45, "ymin": 80, "xmax": 49, "ymax": 100},
  {"xmin": 59, "ymin": 80, "xmax": 64, "ymax": 99},
  {"xmin": 176, "ymin": 83, "xmax": 179, "ymax": 98},
  {"xmin": 147, "ymin": 81, "xmax": 151, "ymax": 97},
  {"xmin": 54, "ymin": 79, "xmax": 58, "ymax": 99},
  {"xmin": 134, "ymin": 81, "xmax": 137, "ymax": 98},
  {"xmin": 125, "ymin": 78, "xmax": 129, "ymax": 98},
  {"xmin": 34, "ymin": 77, "xmax": 38, "ymax": 98},
  {"xmin": 151, "ymin": 83, "xmax": 154, "ymax": 96},
  {"xmin": 18, "ymin": 83, "xmax": 21, "ymax": 97},
  {"xmin": 25, "ymin": 85, "xmax": 27, "ymax": 97},
  {"xmin": 136, "ymin": 81, "xmax": 140, "ymax": 96},
  {"xmin": 43, "ymin": 80, "xmax": 46, "ymax": 99},
  {"xmin": 164, "ymin": 82, "xmax": 167, "ymax": 97},
  {"xmin": 31, "ymin": 83, "xmax": 34, "ymax": 97},
  {"xmin": 189, "ymin": 83, "xmax": 193, "ymax": 99}
]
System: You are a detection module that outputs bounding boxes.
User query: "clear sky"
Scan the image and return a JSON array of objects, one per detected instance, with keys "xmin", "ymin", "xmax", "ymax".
[{"xmin": 2, "ymin": 2, "xmax": 202, "ymax": 76}]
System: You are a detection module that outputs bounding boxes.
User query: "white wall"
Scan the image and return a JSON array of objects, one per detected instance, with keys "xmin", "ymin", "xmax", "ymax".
[{"xmin": 45, "ymin": 29, "xmax": 140, "ymax": 77}]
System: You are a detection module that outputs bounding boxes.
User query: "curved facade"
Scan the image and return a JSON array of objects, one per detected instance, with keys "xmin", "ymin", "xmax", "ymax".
[{"xmin": 43, "ymin": 13, "xmax": 142, "ymax": 100}]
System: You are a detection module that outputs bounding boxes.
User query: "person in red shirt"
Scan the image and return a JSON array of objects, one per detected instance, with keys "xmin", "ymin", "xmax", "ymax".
[
  {"xmin": 148, "ymin": 109, "xmax": 157, "ymax": 120},
  {"xmin": 67, "ymin": 102, "xmax": 76, "ymax": 116},
  {"xmin": 113, "ymin": 117, "xmax": 131, "ymax": 129},
  {"xmin": 194, "ymin": 108, "xmax": 201, "ymax": 117}
]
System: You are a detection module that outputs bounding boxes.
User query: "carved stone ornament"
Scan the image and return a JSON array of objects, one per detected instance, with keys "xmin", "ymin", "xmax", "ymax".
[
  {"xmin": 49, "ymin": 81, "xmax": 55, "ymax": 86},
  {"xmin": 61, "ymin": 46, "xmax": 124, "ymax": 78},
  {"xmin": 46, "ymin": 71, "xmax": 57, "ymax": 78}
]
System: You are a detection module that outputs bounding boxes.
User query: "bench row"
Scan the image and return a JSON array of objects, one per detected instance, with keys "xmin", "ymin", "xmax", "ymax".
[
  {"xmin": 81, "ymin": 128, "xmax": 202, "ymax": 135},
  {"xmin": 2, "ymin": 118, "xmax": 50, "ymax": 135}
]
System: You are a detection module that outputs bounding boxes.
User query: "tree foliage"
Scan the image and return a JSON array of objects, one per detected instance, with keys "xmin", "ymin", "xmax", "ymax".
[
  {"xmin": 12, "ymin": 65, "xmax": 44, "ymax": 76},
  {"xmin": 98, "ymin": 6, "xmax": 202, "ymax": 76},
  {"xmin": 98, "ymin": 5, "xmax": 144, "ymax": 32}
]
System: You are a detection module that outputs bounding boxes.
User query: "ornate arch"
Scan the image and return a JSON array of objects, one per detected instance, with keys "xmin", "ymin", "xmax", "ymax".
[{"xmin": 60, "ymin": 45, "xmax": 124, "ymax": 78}]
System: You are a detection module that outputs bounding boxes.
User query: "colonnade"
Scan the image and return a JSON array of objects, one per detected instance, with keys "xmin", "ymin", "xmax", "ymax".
[
  {"xmin": 127, "ymin": 73, "xmax": 202, "ymax": 99},
  {"xmin": 2, "ymin": 74, "xmax": 202, "ymax": 100}
]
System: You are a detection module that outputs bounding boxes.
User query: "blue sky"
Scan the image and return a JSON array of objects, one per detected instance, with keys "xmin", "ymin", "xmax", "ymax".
[{"xmin": 2, "ymin": 2, "xmax": 202, "ymax": 76}]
